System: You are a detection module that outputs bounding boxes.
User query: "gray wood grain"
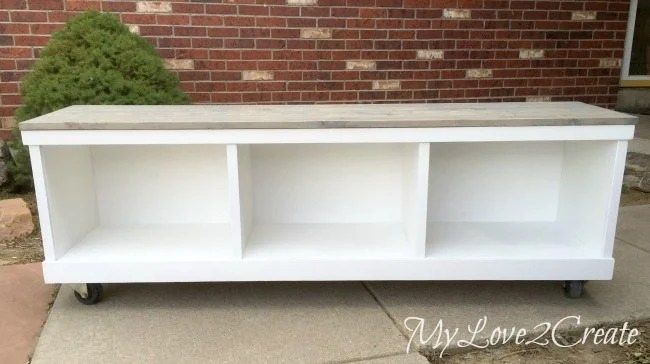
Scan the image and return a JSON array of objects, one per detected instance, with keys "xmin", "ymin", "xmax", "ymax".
[{"xmin": 19, "ymin": 102, "xmax": 637, "ymax": 131}]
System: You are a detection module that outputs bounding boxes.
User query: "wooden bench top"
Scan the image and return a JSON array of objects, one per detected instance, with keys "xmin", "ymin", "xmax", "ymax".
[{"xmin": 19, "ymin": 102, "xmax": 636, "ymax": 131}]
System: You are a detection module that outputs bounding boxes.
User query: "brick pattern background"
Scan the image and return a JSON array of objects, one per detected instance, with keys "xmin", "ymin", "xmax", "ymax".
[{"xmin": 0, "ymin": 0, "xmax": 631, "ymax": 133}]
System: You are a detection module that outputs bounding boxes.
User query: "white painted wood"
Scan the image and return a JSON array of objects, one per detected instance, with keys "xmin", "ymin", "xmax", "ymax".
[
  {"xmin": 602, "ymin": 141, "xmax": 629, "ymax": 256},
  {"xmin": 24, "ymin": 103, "xmax": 633, "ymax": 284},
  {"xmin": 246, "ymin": 223, "xmax": 409, "ymax": 259},
  {"xmin": 21, "ymin": 125, "xmax": 635, "ymax": 146},
  {"xmin": 91, "ymin": 145, "xmax": 229, "ymax": 225},
  {"xmin": 57, "ymin": 224, "xmax": 235, "ymax": 262},
  {"xmin": 237, "ymin": 145, "xmax": 253, "ymax": 249},
  {"xmin": 425, "ymin": 140, "xmax": 627, "ymax": 262},
  {"xmin": 426, "ymin": 222, "xmax": 600, "ymax": 258},
  {"xmin": 242, "ymin": 143, "xmax": 426, "ymax": 258},
  {"xmin": 402, "ymin": 143, "xmax": 430, "ymax": 257},
  {"xmin": 18, "ymin": 102, "xmax": 636, "ymax": 131},
  {"xmin": 41, "ymin": 258, "xmax": 615, "ymax": 283},
  {"xmin": 226, "ymin": 144, "xmax": 253, "ymax": 258},
  {"xmin": 428, "ymin": 142, "xmax": 563, "ymax": 222},
  {"xmin": 250, "ymin": 144, "xmax": 406, "ymax": 223},
  {"xmin": 556, "ymin": 141, "xmax": 620, "ymax": 255},
  {"xmin": 27, "ymin": 146, "xmax": 56, "ymax": 261},
  {"xmin": 39, "ymin": 146, "xmax": 98, "ymax": 259},
  {"xmin": 226, "ymin": 145, "xmax": 244, "ymax": 258}
]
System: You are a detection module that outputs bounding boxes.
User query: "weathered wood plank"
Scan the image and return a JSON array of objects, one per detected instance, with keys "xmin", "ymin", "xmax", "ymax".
[{"xmin": 19, "ymin": 102, "xmax": 636, "ymax": 131}]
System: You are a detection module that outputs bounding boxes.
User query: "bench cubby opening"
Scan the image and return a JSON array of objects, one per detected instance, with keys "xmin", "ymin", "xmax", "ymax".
[
  {"xmin": 40, "ymin": 145, "xmax": 235, "ymax": 262},
  {"xmin": 426, "ymin": 140, "xmax": 620, "ymax": 259},
  {"xmin": 235, "ymin": 143, "xmax": 426, "ymax": 259}
]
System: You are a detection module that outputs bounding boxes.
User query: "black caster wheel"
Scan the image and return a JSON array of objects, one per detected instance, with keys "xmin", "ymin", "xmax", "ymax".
[
  {"xmin": 73, "ymin": 283, "xmax": 104, "ymax": 305},
  {"xmin": 563, "ymin": 280, "xmax": 586, "ymax": 299}
]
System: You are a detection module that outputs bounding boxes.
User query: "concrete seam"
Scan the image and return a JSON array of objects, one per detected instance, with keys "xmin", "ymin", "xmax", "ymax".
[
  {"xmin": 360, "ymin": 282, "xmax": 432, "ymax": 361},
  {"xmin": 360, "ymin": 282, "xmax": 409, "ymax": 339},
  {"xmin": 323, "ymin": 350, "xmax": 409, "ymax": 364},
  {"xmin": 616, "ymin": 237, "xmax": 650, "ymax": 254}
]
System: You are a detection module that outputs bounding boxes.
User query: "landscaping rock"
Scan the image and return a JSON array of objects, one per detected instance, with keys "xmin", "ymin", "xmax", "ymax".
[{"xmin": 0, "ymin": 198, "xmax": 34, "ymax": 242}]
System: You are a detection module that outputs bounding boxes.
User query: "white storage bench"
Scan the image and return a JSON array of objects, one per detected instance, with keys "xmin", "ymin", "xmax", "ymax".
[{"xmin": 20, "ymin": 102, "xmax": 636, "ymax": 303}]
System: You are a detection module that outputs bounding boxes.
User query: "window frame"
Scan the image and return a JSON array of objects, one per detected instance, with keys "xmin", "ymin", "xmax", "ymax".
[{"xmin": 622, "ymin": 0, "xmax": 650, "ymax": 84}]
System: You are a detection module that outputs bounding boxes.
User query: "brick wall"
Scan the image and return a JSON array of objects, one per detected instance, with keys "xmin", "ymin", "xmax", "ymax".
[{"xmin": 0, "ymin": 0, "xmax": 631, "ymax": 135}]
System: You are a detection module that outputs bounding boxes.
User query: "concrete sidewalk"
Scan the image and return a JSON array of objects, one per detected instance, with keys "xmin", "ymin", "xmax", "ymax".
[
  {"xmin": 630, "ymin": 114, "xmax": 650, "ymax": 155},
  {"xmin": 31, "ymin": 282, "xmax": 426, "ymax": 363},
  {"xmin": 30, "ymin": 205, "xmax": 650, "ymax": 363}
]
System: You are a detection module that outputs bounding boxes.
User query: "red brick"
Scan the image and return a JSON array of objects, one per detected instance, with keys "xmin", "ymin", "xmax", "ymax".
[
  {"xmin": 269, "ymin": 28, "xmax": 298, "ymax": 39},
  {"xmin": 121, "ymin": 13, "xmax": 157, "ymax": 24},
  {"xmin": 238, "ymin": 5, "xmax": 268, "ymax": 16},
  {"xmin": 301, "ymin": 7, "xmax": 329, "ymax": 17},
  {"xmin": 240, "ymin": 28, "xmax": 270, "ymax": 38},
  {"xmin": 301, "ymin": 50, "xmax": 330, "ymax": 60},
  {"xmin": 194, "ymin": 60, "xmax": 225, "ymax": 70},
  {"xmin": 257, "ymin": 39, "xmax": 287, "ymax": 49},
  {"xmin": 158, "ymin": 15, "xmax": 190, "ymax": 25},
  {"xmin": 195, "ymin": 82, "xmax": 225, "ymax": 92},
  {"xmin": 191, "ymin": 15, "xmax": 222, "ymax": 26},
  {"xmin": 227, "ymin": 82, "xmax": 256, "ymax": 92},
  {"xmin": 139, "ymin": 25, "xmax": 173, "ymax": 36},
  {"xmin": 274, "ymin": 71, "xmax": 302, "ymax": 80},
  {"xmin": 241, "ymin": 50, "xmax": 271, "ymax": 60},
  {"xmin": 0, "ymin": 59, "xmax": 16, "ymax": 70},
  {"xmin": 13, "ymin": 35, "xmax": 49, "ymax": 46},
  {"xmin": 273, "ymin": 50, "xmax": 301, "ymax": 60},
  {"xmin": 10, "ymin": 11, "xmax": 47, "ymax": 22},
  {"xmin": 256, "ymin": 82, "xmax": 284, "ymax": 92},
  {"xmin": 193, "ymin": 38, "xmax": 223, "ymax": 48},
  {"xmin": 206, "ymin": 4, "xmax": 236, "ymax": 15},
  {"xmin": 270, "ymin": 6, "xmax": 299, "ymax": 16},
  {"xmin": 28, "ymin": 0, "xmax": 62, "ymax": 10},
  {"xmin": 102, "ymin": 1, "xmax": 136, "ymax": 12},
  {"xmin": 270, "ymin": 92, "xmax": 299, "ymax": 102},
  {"xmin": 211, "ymin": 71, "xmax": 242, "ymax": 81},
  {"xmin": 0, "ymin": 70, "xmax": 25, "ymax": 82},
  {"xmin": 1, "ymin": 0, "xmax": 26, "ymax": 9},
  {"xmin": 256, "ymin": 17, "xmax": 285, "ymax": 27},
  {"xmin": 223, "ymin": 16, "xmax": 254, "ymax": 27},
  {"xmin": 33, "ymin": 23, "xmax": 62, "ymax": 35},
  {"xmin": 172, "ymin": 3, "xmax": 205, "ymax": 14},
  {"xmin": 65, "ymin": 1, "xmax": 100, "ymax": 10},
  {"xmin": 0, "ymin": 23, "xmax": 29, "ymax": 34},
  {"xmin": 207, "ymin": 28, "xmax": 238, "ymax": 37},
  {"xmin": 212, "ymin": 93, "xmax": 242, "ymax": 103}
]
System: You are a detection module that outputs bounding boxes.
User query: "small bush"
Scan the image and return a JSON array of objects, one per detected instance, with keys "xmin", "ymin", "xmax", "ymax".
[{"xmin": 7, "ymin": 11, "xmax": 189, "ymax": 191}]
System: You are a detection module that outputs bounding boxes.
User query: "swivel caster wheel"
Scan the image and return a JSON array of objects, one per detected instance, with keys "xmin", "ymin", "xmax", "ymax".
[
  {"xmin": 563, "ymin": 280, "xmax": 586, "ymax": 299},
  {"xmin": 73, "ymin": 283, "xmax": 104, "ymax": 305}
]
